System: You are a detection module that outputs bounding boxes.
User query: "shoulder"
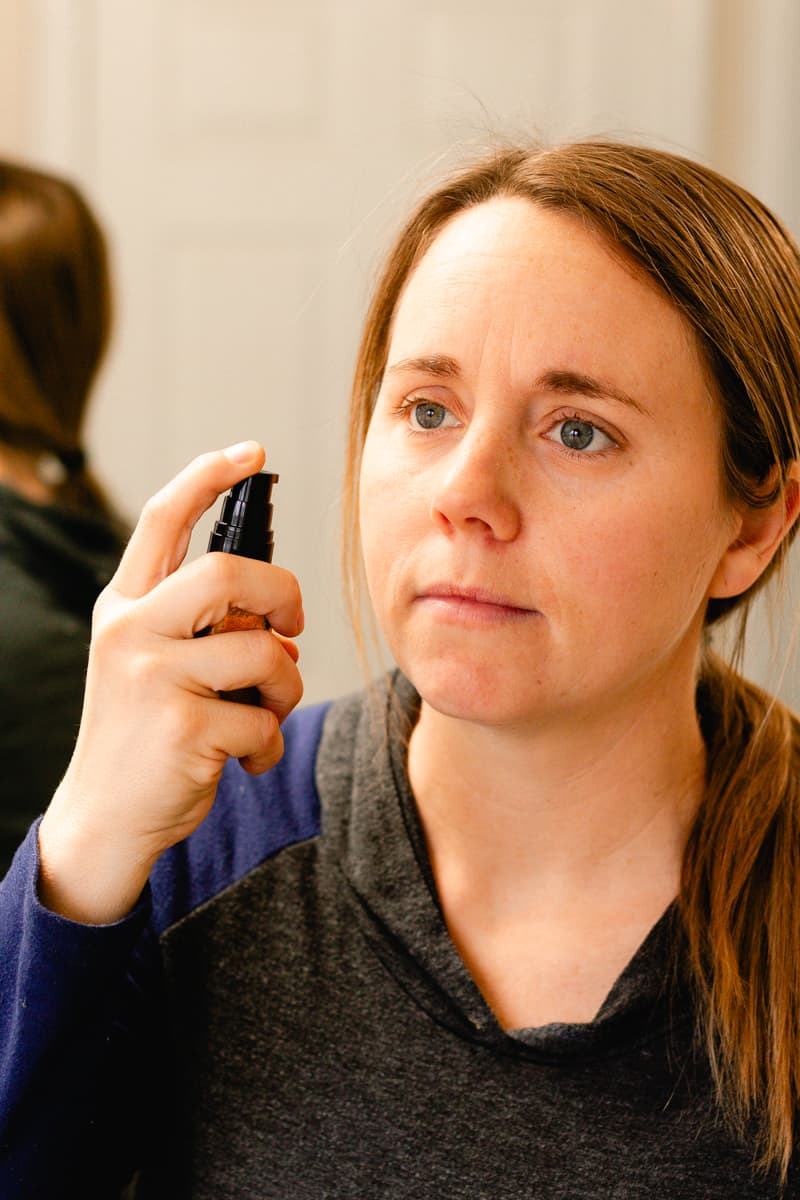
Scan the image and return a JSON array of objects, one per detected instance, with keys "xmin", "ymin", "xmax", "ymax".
[
  {"xmin": 0, "ymin": 558, "xmax": 87, "ymax": 688},
  {"xmin": 150, "ymin": 700, "xmax": 331, "ymax": 934}
]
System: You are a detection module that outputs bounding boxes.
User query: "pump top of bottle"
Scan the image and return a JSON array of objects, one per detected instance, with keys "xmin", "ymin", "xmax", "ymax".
[{"xmin": 207, "ymin": 471, "xmax": 278, "ymax": 562}]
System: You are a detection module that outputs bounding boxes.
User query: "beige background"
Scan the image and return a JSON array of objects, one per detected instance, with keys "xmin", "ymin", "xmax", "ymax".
[{"xmin": 0, "ymin": 0, "xmax": 798, "ymax": 705}]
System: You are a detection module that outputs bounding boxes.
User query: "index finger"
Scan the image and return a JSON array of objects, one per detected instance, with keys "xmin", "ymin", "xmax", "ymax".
[{"xmin": 112, "ymin": 442, "xmax": 267, "ymax": 600}]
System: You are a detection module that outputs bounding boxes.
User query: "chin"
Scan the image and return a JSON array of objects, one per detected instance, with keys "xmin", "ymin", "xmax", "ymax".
[{"xmin": 401, "ymin": 656, "xmax": 541, "ymax": 728}]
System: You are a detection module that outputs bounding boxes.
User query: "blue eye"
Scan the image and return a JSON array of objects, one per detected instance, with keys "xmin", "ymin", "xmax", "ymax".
[
  {"xmin": 546, "ymin": 417, "xmax": 615, "ymax": 453},
  {"xmin": 408, "ymin": 400, "xmax": 457, "ymax": 430},
  {"xmin": 561, "ymin": 418, "xmax": 595, "ymax": 450},
  {"xmin": 412, "ymin": 402, "xmax": 446, "ymax": 429}
]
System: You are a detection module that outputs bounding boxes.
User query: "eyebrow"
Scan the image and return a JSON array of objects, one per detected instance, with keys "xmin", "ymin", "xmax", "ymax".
[
  {"xmin": 385, "ymin": 354, "xmax": 461, "ymax": 380},
  {"xmin": 385, "ymin": 357, "xmax": 650, "ymax": 417},
  {"xmin": 535, "ymin": 369, "xmax": 651, "ymax": 417}
]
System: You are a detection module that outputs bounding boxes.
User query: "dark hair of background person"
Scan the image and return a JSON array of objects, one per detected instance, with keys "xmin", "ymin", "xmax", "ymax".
[
  {"xmin": 341, "ymin": 141, "xmax": 800, "ymax": 1180},
  {"xmin": 0, "ymin": 158, "xmax": 117, "ymax": 516},
  {"xmin": 0, "ymin": 159, "xmax": 126, "ymax": 874}
]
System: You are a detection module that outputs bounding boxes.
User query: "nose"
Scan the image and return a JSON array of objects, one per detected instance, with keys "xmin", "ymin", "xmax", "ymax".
[{"xmin": 430, "ymin": 426, "xmax": 522, "ymax": 542}]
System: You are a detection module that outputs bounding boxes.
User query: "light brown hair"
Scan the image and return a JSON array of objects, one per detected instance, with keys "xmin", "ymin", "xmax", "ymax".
[
  {"xmin": 0, "ymin": 159, "xmax": 115, "ymax": 517},
  {"xmin": 343, "ymin": 141, "xmax": 800, "ymax": 1179}
]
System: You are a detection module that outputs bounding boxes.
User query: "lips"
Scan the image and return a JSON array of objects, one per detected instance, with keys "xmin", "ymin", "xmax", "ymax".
[{"xmin": 415, "ymin": 582, "xmax": 537, "ymax": 618}]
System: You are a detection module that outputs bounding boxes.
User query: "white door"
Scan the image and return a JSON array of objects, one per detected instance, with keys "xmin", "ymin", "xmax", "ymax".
[{"xmin": 9, "ymin": 0, "xmax": 800, "ymax": 704}]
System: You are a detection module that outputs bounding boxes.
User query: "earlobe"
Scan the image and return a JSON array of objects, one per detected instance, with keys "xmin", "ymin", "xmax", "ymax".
[{"xmin": 708, "ymin": 469, "xmax": 800, "ymax": 600}]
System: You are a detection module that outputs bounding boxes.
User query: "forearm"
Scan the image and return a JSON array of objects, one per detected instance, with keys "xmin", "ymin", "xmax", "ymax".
[{"xmin": 0, "ymin": 825, "xmax": 156, "ymax": 1193}]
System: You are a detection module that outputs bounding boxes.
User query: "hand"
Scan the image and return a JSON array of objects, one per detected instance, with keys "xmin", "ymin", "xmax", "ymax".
[{"xmin": 38, "ymin": 442, "xmax": 304, "ymax": 923}]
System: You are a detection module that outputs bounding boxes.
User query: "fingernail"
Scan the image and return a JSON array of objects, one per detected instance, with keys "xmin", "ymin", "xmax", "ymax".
[
  {"xmin": 223, "ymin": 440, "xmax": 260, "ymax": 464},
  {"xmin": 298, "ymin": 607, "xmax": 305, "ymax": 633}
]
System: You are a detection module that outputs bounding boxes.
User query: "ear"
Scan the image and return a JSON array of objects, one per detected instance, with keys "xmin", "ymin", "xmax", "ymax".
[{"xmin": 708, "ymin": 467, "xmax": 800, "ymax": 600}]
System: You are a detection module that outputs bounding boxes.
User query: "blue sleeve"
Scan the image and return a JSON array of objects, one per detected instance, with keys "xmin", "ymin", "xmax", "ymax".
[
  {"xmin": 150, "ymin": 700, "xmax": 326, "ymax": 933},
  {"xmin": 0, "ymin": 701, "xmax": 328, "ymax": 1198},
  {"xmin": 0, "ymin": 823, "xmax": 158, "ymax": 1196}
]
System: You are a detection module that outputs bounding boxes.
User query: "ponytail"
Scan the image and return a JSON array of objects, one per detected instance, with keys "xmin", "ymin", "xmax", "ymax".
[
  {"xmin": 682, "ymin": 650, "xmax": 800, "ymax": 1179},
  {"xmin": 43, "ymin": 450, "xmax": 124, "ymax": 529}
]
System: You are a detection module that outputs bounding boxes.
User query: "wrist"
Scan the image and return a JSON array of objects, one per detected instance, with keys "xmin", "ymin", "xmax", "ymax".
[{"xmin": 37, "ymin": 797, "xmax": 160, "ymax": 925}]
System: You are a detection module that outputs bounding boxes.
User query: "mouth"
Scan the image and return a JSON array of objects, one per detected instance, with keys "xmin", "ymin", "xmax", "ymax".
[{"xmin": 415, "ymin": 583, "xmax": 538, "ymax": 625}]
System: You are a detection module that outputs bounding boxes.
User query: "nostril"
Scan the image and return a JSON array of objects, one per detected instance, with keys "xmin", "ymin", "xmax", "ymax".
[{"xmin": 430, "ymin": 474, "xmax": 520, "ymax": 542}]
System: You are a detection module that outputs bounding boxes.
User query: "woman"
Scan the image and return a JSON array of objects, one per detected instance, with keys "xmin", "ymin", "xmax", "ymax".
[
  {"xmin": 0, "ymin": 160, "xmax": 126, "ymax": 872},
  {"xmin": 1, "ymin": 141, "xmax": 799, "ymax": 1197}
]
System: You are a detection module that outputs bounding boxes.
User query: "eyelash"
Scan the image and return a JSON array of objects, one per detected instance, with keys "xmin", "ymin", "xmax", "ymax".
[{"xmin": 394, "ymin": 397, "xmax": 621, "ymax": 457}]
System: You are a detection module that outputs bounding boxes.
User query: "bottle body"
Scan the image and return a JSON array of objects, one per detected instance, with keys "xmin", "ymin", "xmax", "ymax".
[{"xmin": 197, "ymin": 471, "xmax": 278, "ymax": 705}]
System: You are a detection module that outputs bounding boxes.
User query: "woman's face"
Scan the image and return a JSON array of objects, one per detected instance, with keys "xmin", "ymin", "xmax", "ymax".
[{"xmin": 358, "ymin": 198, "xmax": 740, "ymax": 729}]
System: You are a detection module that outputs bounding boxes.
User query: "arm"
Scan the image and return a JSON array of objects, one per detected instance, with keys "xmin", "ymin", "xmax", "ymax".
[
  {"xmin": 0, "ymin": 825, "xmax": 162, "ymax": 1196},
  {"xmin": 0, "ymin": 442, "xmax": 304, "ymax": 1194},
  {"xmin": 38, "ymin": 440, "xmax": 303, "ymax": 923}
]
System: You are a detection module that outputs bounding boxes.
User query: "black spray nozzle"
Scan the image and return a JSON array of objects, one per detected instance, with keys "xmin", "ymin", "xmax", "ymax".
[{"xmin": 207, "ymin": 471, "xmax": 279, "ymax": 563}]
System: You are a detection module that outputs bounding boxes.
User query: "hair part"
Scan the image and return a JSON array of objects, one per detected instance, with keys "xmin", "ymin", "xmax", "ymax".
[{"xmin": 343, "ymin": 138, "xmax": 800, "ymax": 1180}]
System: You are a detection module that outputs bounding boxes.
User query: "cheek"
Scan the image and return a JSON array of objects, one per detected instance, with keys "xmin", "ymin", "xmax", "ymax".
[
  {"xmin": 358, "ymin": 436, "xmax": 387, "ymax": 559},
  {"xmin": 558, "ymin": 493, "xmax": 729, "ymax": 628},
  {"xmin": 358, "ymin": 485, "xmax": 385, "ymax": 603},
  {"xmin": 358, "ymin": 442, "xmax": 416, "ymax": 604}
]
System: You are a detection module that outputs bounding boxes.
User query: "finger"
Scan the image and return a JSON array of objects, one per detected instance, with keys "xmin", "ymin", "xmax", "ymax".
[
  {"xmin": 272, "ymin": 633, "xmax": 300, "ymax": 664},
  {"xmin": 113, "ymin": 442, "xmax": 266, "ymax": 600},
  {"xmin": 238, "ymin": 741, "xmax": 286, "ymax": 776},
  {"xmin": 196, "ymin": 694, "xmax": 286, "ymax": 770},
  {"xmin": 193, "ymin": 666, "xmax": 294, "ymax": 775},
  {"xmin": 173, "ymin": 625, "xmax": 304, "ymax": 722},
  {"xmin": 132, "ymin": 553, "xmax": 303, "ymax": 640}
]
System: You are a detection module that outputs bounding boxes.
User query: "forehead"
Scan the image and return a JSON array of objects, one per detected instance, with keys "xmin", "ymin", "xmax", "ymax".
[
  {"xmin": 389, "ymin": 197, "xmax": 708, "ymax": 402},
  {"xmin": 404, "ymin": 197, "xmax": 656, "ymax": 310}
]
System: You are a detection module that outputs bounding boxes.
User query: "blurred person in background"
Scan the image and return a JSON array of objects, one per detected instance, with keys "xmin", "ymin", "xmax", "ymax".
[{"xmin": 0, "ymin": 160, "xmax": 126, "ymax": 875}]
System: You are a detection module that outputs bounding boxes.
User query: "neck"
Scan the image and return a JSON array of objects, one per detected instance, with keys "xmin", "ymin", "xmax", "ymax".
[
  {"xmin": 0, "ymin": 445, "xmax": 56, "ymax": 503},
  {"xmin": 407, "ymin": 671, "xmax": 705, "ymax": 912}
]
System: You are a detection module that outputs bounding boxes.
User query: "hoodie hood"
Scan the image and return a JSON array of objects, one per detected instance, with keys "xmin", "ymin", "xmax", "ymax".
[{"xmin": 316, "ymin": 671, "xmax": 692, "ymax": 1063}]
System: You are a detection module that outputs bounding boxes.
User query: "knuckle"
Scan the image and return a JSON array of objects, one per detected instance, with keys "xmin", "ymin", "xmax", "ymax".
[
  {"xmin": 192, "ymin": 449, "xmax": 219, "ymax": 474},
  {"xmin": 161, "ymin": 694, "xmax": 204, "ymax": 749},
  {"xmin": 188, "ymin": 755, "xmax": 224, "ymax": 792},
  {"xmin": 139, "ymin": 489, "xmax": 172, "ymax": 532},
  {"xmin": 91, "ymin": 586, "xmax": 113, "ymax": 629},
  {"xmin": 252, "ymin": 719, "xmax": 284, "ymax": 772},
  {"xmin": 286, "ymin": 666, "xmax": 304, "ymax": 709},
  {"xmin": 90, "ymin": 603, "xmax": 134, "ymax": 657},
  {"xmin": 283, "ymin": 570, "xmax": 303, "ymax": 608},
  {"xmin": 126, "ymin": 645, "xmax": 168, "ymax": 691},
  {"xmin": 203, "ymin": 549, "xmax": 236, "ymax": 589}
]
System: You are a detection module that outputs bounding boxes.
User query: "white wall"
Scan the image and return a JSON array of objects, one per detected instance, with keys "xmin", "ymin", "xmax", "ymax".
[
  {"xmin": 0, "ymin": 0, "xmax": 31, "ymax": 156},
  {"xmin": 2, "ymin": 0, "xmax": 798, "ymax": 705}
]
